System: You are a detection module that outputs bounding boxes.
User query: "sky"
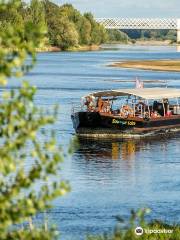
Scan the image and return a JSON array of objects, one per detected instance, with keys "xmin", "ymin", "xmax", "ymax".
[{"xmin": 55, "ymin": 0, "xmax": 180, "ymax": 18}]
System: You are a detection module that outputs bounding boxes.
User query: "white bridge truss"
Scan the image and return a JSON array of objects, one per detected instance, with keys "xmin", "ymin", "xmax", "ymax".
[
  {"xmin": 96, "ymin": 18, "xmax": 178, "ymax": 30},
  {"xmin": 96, "ymin": 18, "xmax": 180, "ymax": 42}
]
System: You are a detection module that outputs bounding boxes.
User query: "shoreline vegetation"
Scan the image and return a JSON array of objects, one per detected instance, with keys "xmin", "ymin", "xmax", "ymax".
[
  {"xmin": 36, "ymin": 39, "xmax": 177, "ymax": 53},
  {"xmin": 36, "ymin": 44, "xmax": 101, "ymax": 52},
  {"xmin": 88, "ymin": 208, "xmax": 180, "ymax": 240},
  {"xmin": 0, "ymin": 0, "xmax": 109, "ymax": 52},
  {"xmin": 131, "ymin": 39, "xmax": 174, "ymax": 46},
  {"xmin": 36, "ymin": 40, "xmax": 175, "ymax": 53},
  {"xmin": 109, "ymin": 59, "xmax": 180, "ymax": 72}
]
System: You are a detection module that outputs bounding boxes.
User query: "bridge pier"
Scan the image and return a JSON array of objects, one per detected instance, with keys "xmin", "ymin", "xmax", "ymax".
[{"xmin": 177, "ymin": 19, "xmax": 180, "ymax": 43}]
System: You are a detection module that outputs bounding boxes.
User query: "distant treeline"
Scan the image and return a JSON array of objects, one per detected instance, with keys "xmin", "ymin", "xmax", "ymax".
[
  {"xmin": 123, "ymin": 29, "xmax": 176, "ymax": 43},
  {"xmin": 0, "ymin": 0, "xmax": 176, "ymax": 51}
]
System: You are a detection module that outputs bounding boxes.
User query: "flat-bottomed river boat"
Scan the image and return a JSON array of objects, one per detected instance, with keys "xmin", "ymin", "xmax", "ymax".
[{"xmin": 71, "ymin": 88, "xmax": 180, "ymax": 139}]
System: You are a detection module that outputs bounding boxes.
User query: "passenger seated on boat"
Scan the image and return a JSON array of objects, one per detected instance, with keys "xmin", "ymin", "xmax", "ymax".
[
  {"xmin": 153, "ymin": 101, "xmax": 158, "ymax": 110},
  {"xmin": 120, "ymin": 105, "xmax": 134, "ymax": 118},
  {"xmin": 165, "ymin": 110, "xmax": 172, "ymax": 117},
  {"xmin": 153, "ymin": 101, "xmax": 164, "ymax": 116},
  {"xmin": 89, "ymin": 100, "xmax": 95, "ymax": 111},
  {"xmin": 101, "ymin": 99, "xmax": 111, "ymax": 113},
  {"xmin": 144, "ymin": 111, "xmax": 150, "ymax": 119},
  {"xmin": 85, "ymin": 96, "xmax": 96, "ymax": 111},
  {"xmin": 136, "ymin": 101, "xmax": 146, "ymax": 109},
  {"xmin": 163, "ymin": 98, "xmax": 169, "ymax": 115},
  {"xmin": 135, "ymin": 101, "xmax": 146, "ymax": 115},
  {"xmin": 84, "ymin": 96, "xmax": 90, "ymax": 110},
  {"xmin": 97, "ymin": 97, "xmax": 103, "ymax": 112},
  {"xmin": 151, "ymin": 111, "xmax": 161, "ymax": 118},
  {"xmin": 106, "ymin": 99, "xmax": 111, "ymax": 113}
]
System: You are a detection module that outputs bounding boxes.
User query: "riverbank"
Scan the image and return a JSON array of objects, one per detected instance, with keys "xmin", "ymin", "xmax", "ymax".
[
  {"xmin": 109, "ymin": 59, "xmax": 180, "ymax": 72},
  {"xmin": 103, "ymin": 39, "xmax": 174, "ymax": 46},
  {"xmin": 36, "ymin": 40, "xmax": 174, "ymax": 52},
  {"xmin": 67, "ymin": 44, "xmax": 101, "ymax": 51},
  {"xmin": 134, "ymin": 39, "xmax": 173, "ymax": 46},
  {"xmin": 36, "ymin": 44, "xmax": 101, "ymax": 52}
]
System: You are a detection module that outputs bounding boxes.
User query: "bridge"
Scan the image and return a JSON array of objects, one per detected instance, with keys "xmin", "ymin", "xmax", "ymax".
[{"xmin": 96, "ymin": 18, "xmax": 180, "ymax": 42}]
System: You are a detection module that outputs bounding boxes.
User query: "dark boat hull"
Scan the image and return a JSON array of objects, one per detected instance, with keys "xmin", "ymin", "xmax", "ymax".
[{"xmin": 71, "ymin": 112, "xmax": 180, "ymax": 139}]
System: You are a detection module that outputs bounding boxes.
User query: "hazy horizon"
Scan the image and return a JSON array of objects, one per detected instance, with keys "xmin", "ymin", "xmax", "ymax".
[{"xmin": 54, "ymin": 0, "xmax": 180, "ymax": 18}]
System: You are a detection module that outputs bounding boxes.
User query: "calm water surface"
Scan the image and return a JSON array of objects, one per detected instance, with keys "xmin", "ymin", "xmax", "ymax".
[{"xmin": 9, "ymin": 45, "xmax": 180, "ymax": 239}]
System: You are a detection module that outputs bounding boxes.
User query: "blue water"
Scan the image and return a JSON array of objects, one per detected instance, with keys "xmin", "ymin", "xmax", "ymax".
[{"xmin": 8, "ymin": 45, "xmax": 180, "ymax": 239}]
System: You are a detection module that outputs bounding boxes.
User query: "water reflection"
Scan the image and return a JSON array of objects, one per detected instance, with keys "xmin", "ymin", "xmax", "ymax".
[
  {"xmin": 117, "ymin": 141, "xmax": 136, "ymax": 161},
  {"xmin": 71, "ymin": 135, "xmax": 180, "ymax": 190},
  {"xmin": 76, "ymin": 138, "xmax": 140, "ymax": 162},
  {"xmin": 75, "ymin": 134, "xmax": 180, "ymax": 164}
]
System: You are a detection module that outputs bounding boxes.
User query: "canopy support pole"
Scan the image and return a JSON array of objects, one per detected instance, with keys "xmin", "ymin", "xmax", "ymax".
[
  {"xmin": 147, "ymin": 100, "xmax": 150, "ymax": 118},
  {"xmin": 162, "ymin": 100, "xmax": 165, "ymax": 117}
]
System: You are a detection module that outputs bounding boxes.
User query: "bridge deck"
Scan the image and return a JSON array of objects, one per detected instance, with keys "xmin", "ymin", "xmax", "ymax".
[{"xmin": 96, "ymin": 18, "xmax": 178, "ymax": 30}]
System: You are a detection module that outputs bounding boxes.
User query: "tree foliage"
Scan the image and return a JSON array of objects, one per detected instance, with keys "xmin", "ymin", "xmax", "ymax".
[
  {"xmin": 42, "ymin": 1, "xmax": 108, "ymax": 49},
  {"xmin": 0, "ymin": 0, "xmax": 69, "ymax": 239},
  {"xmin": 107, "ymin": 29, "xmax": 129, "ymax": 43},
  {"xmin": 87, "ymin": 208, "xmax": 180, "ymax": 240},
  {"xmin": 0, "ymin": 0, "xmax": 108, "ymax": 50},
  {"xmin": 123, "ymin": 29, "xmax": 176, "ymax": 42},
  {"xmin": 30, "ymin": 0, "xmax": 46, "ymax": 29}
]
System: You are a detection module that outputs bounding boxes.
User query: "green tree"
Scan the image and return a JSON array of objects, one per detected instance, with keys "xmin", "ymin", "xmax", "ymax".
[
  {"xmin": 0, "ymin": 0, "xmax": 24, "ymax": 31},
  {"xmin": 47, "ymin": 15, "xmax": 78, "ymax": 49},
  {"xmin": 44, "ymin": 0, "xmax": 79, "ymax": 49},
  {"xmin": 59, "ymin": 3, "xmax": 82, "ymax": 24},
  {"xmin": 30, "ymin": 0, "xmax": 46, "ymax": 29},
  {"xmin": 107, "ymin": 29, "xmax": 128, "ymax": 43},
  {"xmin": 43, "ymin": 1, "xmax": 108, "ymax": 49},
  {"xmin": 84, "ymin": 12, "xmax": 108, "ymax": 45},
  {"xmin": 0, "ymin": 0, "xmax": 109, "ymax": 50},
  {"xmin": 29, "ymin": 0, "xmax": 47, "ymax": 47},
  {"xmin": 57, "ymin": 17, "xmax": 79, "ymax": 49},
  {"xmin": 0, "ymin": 0, "xmax": 69, "ymax": 239},
  {"xmin": 79, "ymin": 17, "xmax": 92, "ymax": 45}
]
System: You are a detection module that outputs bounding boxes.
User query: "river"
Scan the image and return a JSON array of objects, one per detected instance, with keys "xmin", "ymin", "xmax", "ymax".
[{"xmin": 9, "ymin": 45, "xmax": 180, "ymax": 239}]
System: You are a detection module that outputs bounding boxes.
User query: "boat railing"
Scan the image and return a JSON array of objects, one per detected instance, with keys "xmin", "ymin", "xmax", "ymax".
[
  {"xmin": 71, "ymin": 103, "xmax": 84, "ymax": 114},
  {"xmin": 172, "ymin": 105, "xmax": 180, "ymax": 114}
]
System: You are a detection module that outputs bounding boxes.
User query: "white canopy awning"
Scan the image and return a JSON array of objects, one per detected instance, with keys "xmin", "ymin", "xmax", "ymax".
[{"xmin": 87, "ymin": 88, "xmax": 180, "ymax": 100}]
